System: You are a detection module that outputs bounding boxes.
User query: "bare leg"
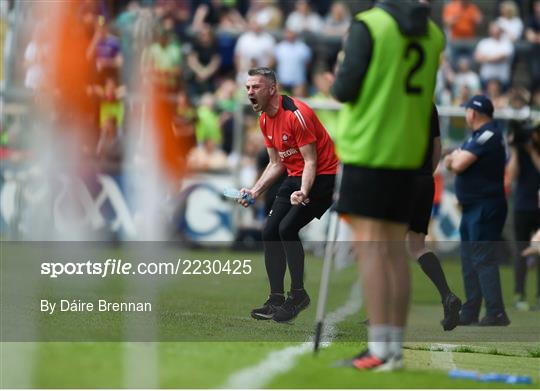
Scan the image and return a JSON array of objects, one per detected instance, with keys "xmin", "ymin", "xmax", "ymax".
[
  {"xmin": 348, "ymin": 217, "xmax": 409, "ymax": 328},
  {"xmin": 406, "ymin": 231, "xmax": 429, "ymax": 260}
]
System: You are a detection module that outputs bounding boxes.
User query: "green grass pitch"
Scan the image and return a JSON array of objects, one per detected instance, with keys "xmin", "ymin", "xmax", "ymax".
[{"xmin": 1, "ymin": 247, "xmax": 539, "ymax": 388}]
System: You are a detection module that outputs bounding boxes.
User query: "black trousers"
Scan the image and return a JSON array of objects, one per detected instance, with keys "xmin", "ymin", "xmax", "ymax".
[
  {"xmin": 514, "ymin": 210, "xmax": 540, "ymax": 298},
  {"xmin": 262, "ymin": 175, "xmax": 334, "ymax": 293}
]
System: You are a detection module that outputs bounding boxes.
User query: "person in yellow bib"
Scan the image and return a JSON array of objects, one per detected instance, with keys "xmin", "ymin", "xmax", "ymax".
[{"xmin": 330, "ymin": 0, "xmax": 445, "ymax": 371}]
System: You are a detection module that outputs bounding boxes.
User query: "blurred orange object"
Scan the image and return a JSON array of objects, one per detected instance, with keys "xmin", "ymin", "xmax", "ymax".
[
  {"xmin": 37, "ymin": 0, "xmax": 96, "ymax": 148},
  {"xmin": 147, "ymin": 84, "xmax": 191, "ymax": 184}
]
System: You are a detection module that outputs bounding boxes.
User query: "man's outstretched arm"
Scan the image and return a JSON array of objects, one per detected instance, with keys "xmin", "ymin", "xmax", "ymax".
[{"xmin": 250, "ymin": 148, "xmax": 285, "ymax": 197}]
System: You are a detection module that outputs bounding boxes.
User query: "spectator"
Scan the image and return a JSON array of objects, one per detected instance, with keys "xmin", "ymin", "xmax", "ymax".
[
  {"xmin": 95, "ymin": 117, "xmax": 123, "ymax": 175},
  {"xmin": 497, "ymin": 0, "xmax": 525, "ymax": 18},
  {"xmin": 0, "ymin": 0, "xmax": 7, "ymax": 88},
  {"xmin": 173, "ymin": 90, "xmax": 197, "ymax": 140},
  {"xmin": 87, "ymin": 77, "xmax": 126, "ymax": 133},
  {"xmin": 186, "ymin": 24, "xmax": 222, "ymax": 99},
  {"xmin": 162, "ymin": 15, "xmax": 181, "ymax": 44},
  {"xmin": 285, "ymin": 0, "xmax": 323, "ymax": 34},
  {"xmin": 507, "ymin": 121, "xmax": 540, "ymax": 311},
  {"xmin": 195, "ymin": 93, "xmax": 222, "ymax": 147},
  {"xmin": 322, "ymin": 1, "xmax": 351, "ymax": 37},
  {"xmin": 532, "ymin": 88, "xmax": 540, "ymax": 110},
  {"xmin": 187, "ymin": 93, "xmax": 228, "ymax": 172},
  {"xmin": 274, "ymin": 29, "xmax": 312, "ymax": 96},
  {"xmin": 215, "ymin": 78, "xmax": 238, "ymax": 114},
  {"xmin": 525, "ymin": 0, "xmax": 540, "ymax": 91},
  {"xmin": 474, "ymin": 22, "xmax": 514, "ymax": 89},
  {"xmin": 443, "ymin": 0, "xmax": 483, "ymax": 63},
  {"xmin": 497, "ymin": 1, "xmax": 524, "ymax": 42},
  {"xmin": 24, "ymin": 23, "xmax": 47, "ymax": 91},
  {"xmin": 507, "ymin": 85, "xmax": 530, "ymax": 114},
  {"xmin": 485, "ymin": 79, "xmax": 509, "ymax": 109},
  {"xmin": 79, "ymin": 0, "xmax": 107, "ymax": 36},
  {"xmin": 453, "ymin": 84, "xmax": 474, "ymax": 106},
  {"xmin": 443, "ymin": 0, "xmax": 482, "ymax": 40},
  {"xmin": 172, "ymin": 90, "xmax": 197, "ymax": 169},
  {"xmin": 141, "ymin": 29, "xmax": 182, "ymax": 90},
  {"xmin": 435, "ymin": 54, "xmax": 454, "ymax": 105},
  {"xmin": 319, "ymin": 1, "xmax": 351, "ymax": 70},
  {"xmin": 310, "ymin": 70, "xmax": 339, "ymax": 137},
  {"xmin": 217, "ymin": 4, "xmax": 247, "ymax": 33},
  {"xmin": 246, "ymin": 0, "xmax": 283, "ymax": 30},
  {"xmin": 187, "ymin": 137, "xmax": 229, "ymax": 172},
  {"xmin": 149, "ymin": 1, "xmax": 192, "ymax": 44},
  {"xmin": 86, "ymin": 19, "xmax": 123, "ymax": 82},
  {"xmin": 114, "ymin": 1, "xmax": 142, "ymax": 85},
  {"xmin": 452, "ymin": 57, "xmax": 481, "ymax": 98},
  {"xmin": 444, "ymin": 95, "xmax": 510, "ymax": 326},
  {"xmin": 234, "ymin": 20, "xmax": 276, "ymax": 85},
  {"xmin": 214, "ymin": 78, "xmax": 238, "ymax": 154},
  {"xmin": 192, "ymin": 0, "xmax": 245, "ymax": 33},
  {"xmin": 132, "ymin": 7, "xmax": 160, "ymax": 58}
]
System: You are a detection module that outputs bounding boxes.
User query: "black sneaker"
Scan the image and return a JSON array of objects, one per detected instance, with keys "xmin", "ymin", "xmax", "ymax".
[
  {"xmin": 251, "ymin": 294, "xmax": 285, "ymax": 320},
  {"xmin": 479, "ymin": 312, "xmax": 510, "ymax": 326},
  {"xmin": 273, "ymin": 290, "xmax": 310, "ymax": 323},
  {"xmin": 458, "ymin": 313, "xmax": 479, "ymax": 326},
  {"xmin": 441, "ymin": 292, "xmax": 462, "ymax": 331}
]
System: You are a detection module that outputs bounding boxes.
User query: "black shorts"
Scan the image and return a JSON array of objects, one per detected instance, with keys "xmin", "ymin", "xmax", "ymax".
[
  {"xmin": 275, "ymin": 174, "xmax": 336, "ymax": 219},
  {"xmin": 335, "ymin": 165, "xmax": 416, "ymax": 224},
  {"xmin": 408, "ymin": 175, "xmax": 435, "ymax": 234}
]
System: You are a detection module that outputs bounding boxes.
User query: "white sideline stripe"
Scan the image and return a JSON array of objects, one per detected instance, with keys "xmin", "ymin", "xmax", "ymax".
[
  {"xmin": 223, "ymin": 283, "xmax": 362, "ymax": 389},
  {"xmin": 123, "ymin": 342, "xmax": 159, "ymax": 388},
  {"xmin": 123, "ymin": 274, "xmax": 158, "ymax": 388},
  {"xmin": 428, "ymin": 343, "xmax": 459, "ymax": 370},
  {"xmin": 0, "ymin": 342, "xmax": 36, "ymax": 387}
]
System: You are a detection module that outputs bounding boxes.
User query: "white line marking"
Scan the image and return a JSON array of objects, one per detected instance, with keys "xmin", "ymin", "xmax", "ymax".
[
  {"xmin": 429, "ymin": 343, "xmax": 458, "ymax": 370},
  {"xmin": 123, "ymin": 342, "xmax": 159, "ymax": 388},
  {"xmin": 123, "ymin": 268, "xmax": 158, "ymax": 388},
  {"xmin": 223, "ymin": 283, "xmax": 362, "ymax": 389},
  {"xmin": 0, "ymin": 342, "xmax": 37, "ymax": 387}
]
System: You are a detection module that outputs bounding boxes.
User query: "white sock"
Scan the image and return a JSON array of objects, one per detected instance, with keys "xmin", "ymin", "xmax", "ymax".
[
  {"xmin": 367, "ymin": 325, "xmax": 390, "ymax": 359},
  {"xmin": 388, "ymin": 326, "xmax": 405, "ymax": 357}
]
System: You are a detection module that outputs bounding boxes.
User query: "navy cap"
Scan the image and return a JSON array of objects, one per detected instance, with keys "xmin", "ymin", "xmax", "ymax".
[{"xmin": 465, "ymin": 95, "xmax": 494, "ymax": 117}]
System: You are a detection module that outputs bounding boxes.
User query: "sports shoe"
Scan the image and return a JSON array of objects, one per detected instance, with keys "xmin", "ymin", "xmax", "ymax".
[
  {"xmin": 388, "ymin": 354, "xmax": 404, "ymax": 370},
  {"xmin": 457, "ymin": 314, "xmax": 479, "ymax": 326},
  {"xmin": 441, "ymin": 292, "xmax": 462, "ymax": 331},
  {"xmin": 513, "ymin": 295, "xmax": 530, "ymax": 311},
  {"xmin": 514, "ymin": 300, "xmax": 530, "ymax": 311},
  {"xmin": 251, "ymin": 294, "xmax": 285, "ymax": 320},
  {"xmin": 533, "ymin": 297, "xmax": 540, "ymax": 311},
  {"xmin": 479, "ymin": 312, "xmax": 510, "ymax": 326},
  {"xmin": 273, "ymin": 289, "xmax": 310, "ymax": 323},
  {"xmin": 339, "ymin": 350, "xmax": 393, "ymax": 371}
]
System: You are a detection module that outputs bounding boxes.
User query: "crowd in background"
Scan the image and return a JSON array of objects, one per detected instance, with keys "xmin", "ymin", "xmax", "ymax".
[
  {"xmin": 438, "ymin": 0, "xmax": 540, "ymax": 111},
  {"xmin": 0, "ymin": 0, "xmax": 537, "ymax": 179}
]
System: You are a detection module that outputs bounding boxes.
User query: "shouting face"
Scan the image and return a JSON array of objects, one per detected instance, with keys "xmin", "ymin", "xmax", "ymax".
[{"xmin": 245, "ymin": 74, "xmax": 276, "ymax": 113}]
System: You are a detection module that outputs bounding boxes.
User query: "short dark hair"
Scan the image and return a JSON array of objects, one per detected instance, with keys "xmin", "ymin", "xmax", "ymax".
[{"xmin": 248, "ymin": 67, "xmax": 277, "ymax": 85}]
